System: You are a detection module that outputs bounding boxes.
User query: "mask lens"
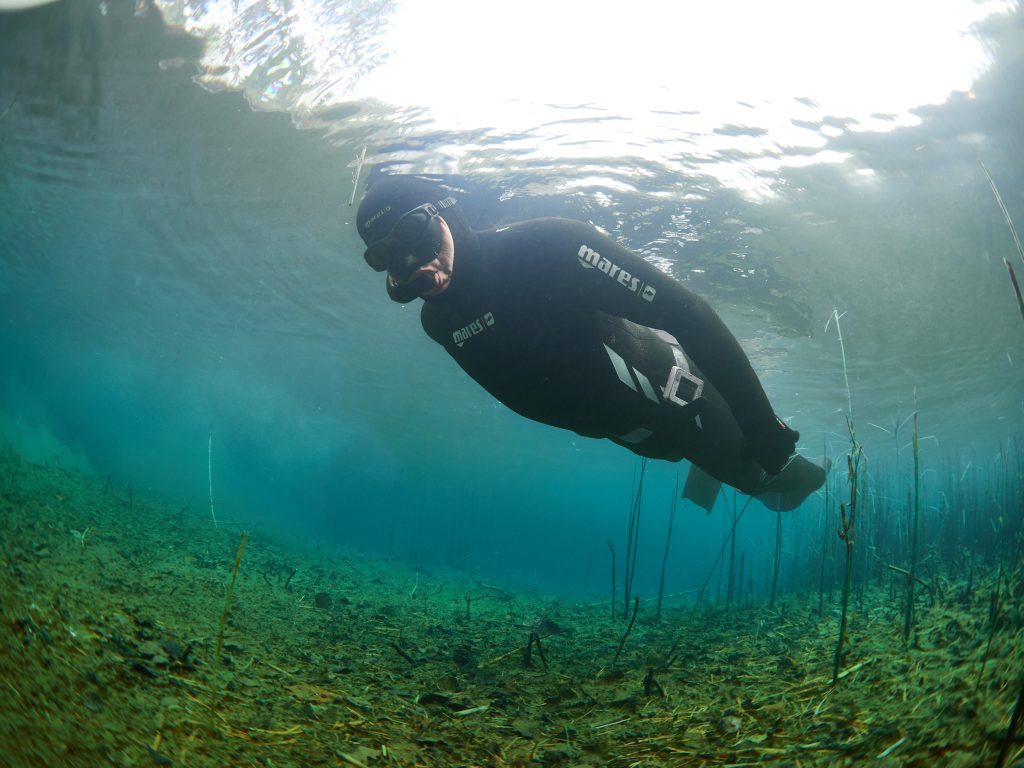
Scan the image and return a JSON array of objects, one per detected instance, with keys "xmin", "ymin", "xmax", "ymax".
[
  {"xmin": 391, "ymin": 208, "xmax": 432, "ymax": 246},
  {"xmin": 362, "ymin": 203, "xmax": 441, "ymax": 277},
  {"xmin": 363, "ymin": 242, "xmax": 389, "ymax": 271}
]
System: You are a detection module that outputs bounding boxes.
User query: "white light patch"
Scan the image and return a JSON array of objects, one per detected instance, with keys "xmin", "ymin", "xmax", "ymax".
[
  {"xmin": 356, "ymin": 0, "xmax": 1007, "ymax": 126},
  {"xmin": 155, "ymin": 0, "xmax": 1015, "ymax": 197}
]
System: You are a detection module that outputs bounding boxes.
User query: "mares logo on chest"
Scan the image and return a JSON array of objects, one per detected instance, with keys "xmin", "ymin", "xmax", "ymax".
[
  {"xmin": 577, "ymin": 245, "xmax": 656, "ymax": 302},
  {"xmin": 452, "ymin": 311, "xmax": 496, "ymax": 348}
]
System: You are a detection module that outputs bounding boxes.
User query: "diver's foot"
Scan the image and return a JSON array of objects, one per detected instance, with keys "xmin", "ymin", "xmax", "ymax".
[{"xmin": 753, "ymin": 455, "xmax": 828, "ymax": 511}]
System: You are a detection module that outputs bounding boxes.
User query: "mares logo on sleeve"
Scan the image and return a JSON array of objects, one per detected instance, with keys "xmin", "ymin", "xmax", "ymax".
[
  {"xmin": 577, "ymin": 245, "xmax": 656, "ymax": 302},
  {"xmin": 452, "ymin": 311, "xmax": 496, "ymax": 348}
]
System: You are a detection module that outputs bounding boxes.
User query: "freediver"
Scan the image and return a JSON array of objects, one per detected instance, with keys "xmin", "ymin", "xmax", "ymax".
[{"xmin": 355, "ymin": 174, "xmax": 826, "ymax": 511}]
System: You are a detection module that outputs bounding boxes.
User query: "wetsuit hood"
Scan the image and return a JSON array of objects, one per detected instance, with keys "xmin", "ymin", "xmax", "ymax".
[{"xmin": 356, "ymin": 174, "xmax": 480, "ymax": 303}]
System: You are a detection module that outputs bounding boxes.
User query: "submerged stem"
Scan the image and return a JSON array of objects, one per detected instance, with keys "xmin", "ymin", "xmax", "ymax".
[{"xmin": 904, "ymin": 394, "xmax": 920, "ymax": 642}]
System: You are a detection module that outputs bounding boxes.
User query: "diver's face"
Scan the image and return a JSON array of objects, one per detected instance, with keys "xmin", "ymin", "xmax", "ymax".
[
  {"xmin": 387, "ymin": 216, "xmax": 453, "ymax": 299},
  {"xmin": 368, "ymin": 206, "xmax": 455, "ymax": 303},
  {"xmin": 414, "ymin": 216, "xmax": 454, "ymax": 296}
]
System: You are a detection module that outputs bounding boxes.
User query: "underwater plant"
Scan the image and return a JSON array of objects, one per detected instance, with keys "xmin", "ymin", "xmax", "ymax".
[
  {"xmin": 688, "ymin": 493, "xmax": 753, "ymax": 618},
  {"xmin": 208, "ymin": 431, "xmax": 219, "ymax": 529},
  {"xmin": 612, "ymin": 596, "xmax": 640, "ymax": 666},
  {"xmin": 655, "ymin": 472, "xmax": 680, "ymax": 621},
  {"xmin": 769, "ymin": 509, "xmax": 782, "ymax": 609},
  {"xmin": 827, "ymin": 308, "xmax": 863, "ymax": 686},
  {"xmin": 833, "ymin": 428, "xmax": 862, "ymax": 685},
  {"xmin": 606, "ymin": 540, "xmax": 616, "ymax": 621},
  {"xmin": 995, "ymin": 679, "xmax": 1024, "ymax": 768},
  {"xmin": 903, "ymin": 395, "xmax": 921, "ymax": 642},
  {"xmin": 816, "ymin": 434, "xmax": 831, "ymax": 619},
  {"xmin": 214, "ymin": 530, "xmax": 249, "ymax": 673},
  {"xmin": 622, "ymin": 459, "xmax": 647, "ymax": 618},
  {"xmin": 981, "ymin": 161, "xmax": 1024, "ymax": 324}
]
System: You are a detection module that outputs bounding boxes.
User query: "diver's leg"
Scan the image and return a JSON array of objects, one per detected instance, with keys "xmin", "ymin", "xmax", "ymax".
[{"xmin": 606, "ymin": 334, "xmax": 826, "ymax": 511}]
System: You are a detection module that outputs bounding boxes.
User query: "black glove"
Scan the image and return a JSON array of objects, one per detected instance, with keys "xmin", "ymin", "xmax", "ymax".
[{"xmin": 741, "ymin": 417, "xmax": 800, "ymax": 476}]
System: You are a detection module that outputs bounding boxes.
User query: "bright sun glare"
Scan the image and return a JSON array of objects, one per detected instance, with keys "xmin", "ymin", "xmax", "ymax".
[
  {"xmin": 356, "ymin": 0, "xmax": 1004, "ymax": 124},
  {"xmin": 161, "ymin": 0, "xmax": 1013, "ymax": 195},
  {"xmin": 352, "ymin": 0, "xmax": 1011, "ymax": 194}
]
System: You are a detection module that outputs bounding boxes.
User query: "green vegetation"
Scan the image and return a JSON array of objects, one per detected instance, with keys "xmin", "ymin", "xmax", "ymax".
[{"xmin": 1, "ymin": 443, "xmax": 1021, "ymax": 766}]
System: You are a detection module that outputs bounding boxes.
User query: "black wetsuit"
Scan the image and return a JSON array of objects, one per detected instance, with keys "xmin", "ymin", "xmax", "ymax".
[{"xmin": 419, "ymin": 217, "xmax": 808, "ymax": 502}]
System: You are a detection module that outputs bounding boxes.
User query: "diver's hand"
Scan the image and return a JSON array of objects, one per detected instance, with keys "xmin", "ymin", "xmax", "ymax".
[{"xmin": 741, "ymin": 418, "xmax": 800, "ymax": 475}]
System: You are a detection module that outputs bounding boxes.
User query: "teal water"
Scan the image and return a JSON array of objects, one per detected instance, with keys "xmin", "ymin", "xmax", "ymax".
[{"xmin": 0, "ymin": 0, "xmax": 1022, "ymax": 595}]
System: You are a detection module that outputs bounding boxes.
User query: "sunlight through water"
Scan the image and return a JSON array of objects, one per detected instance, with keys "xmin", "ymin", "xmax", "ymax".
[{"xmin": 154, "ymin": 0, "xmax": 1014, "ymax": 196}]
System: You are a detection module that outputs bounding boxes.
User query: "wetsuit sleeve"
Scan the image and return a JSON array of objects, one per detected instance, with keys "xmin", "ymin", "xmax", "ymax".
[{"xmin": 517, "ymin": 218, "xmax": 782, "ymax": 439}]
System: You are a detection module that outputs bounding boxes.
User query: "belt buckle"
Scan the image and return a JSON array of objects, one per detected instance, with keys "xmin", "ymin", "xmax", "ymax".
[{"xmin": 664, "ymin": 365, "xmax": 703, "ymax": 407}]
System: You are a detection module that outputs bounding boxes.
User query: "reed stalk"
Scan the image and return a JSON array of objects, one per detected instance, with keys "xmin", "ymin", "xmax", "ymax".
[
  {"xmin": 348, "ymin": 145, "xmax": 367, "ymax": 206},
  {"xmin": 981, "ymin": 161, "xmax": 1024, "ymax": 267},
  {"xmin": 817, "ymin": 435, "xmax": 830, "ymax": 618},
  {"xmin": 769, "ymin": 510, "xmax": 782, "ymax": 609},
  {"xmin": 981, "ymin": 161, "xmax": 1024, "ymax": 323},
  {"xmin": 655, "ymin": 473, "xmax": 680, "ymax": 621},
  {"xmin": 623, "ymin": 459, "xmax": 647, "ymax": 618},
  {"xmin": 975, "ymin": 565, "xmax": 1003, "ymax": 692},
  {"xmin": 738, "ymin": 551, "xmax": 746, "ymax": 608},
  {"xmin": 689, "ymin": 495, "xmax": 753, "ymax": 618},
  {"xmin": 214, "ymin": 530, "xmax": 249, "ymax": 671},
  {"xmin": 828, "ymin": 308, "xmax": 862, "ymax": 686},
  {"xmin": 208, "ymin": 432, "xmax": 218, "ymax": 528},
  {"xmin": 606, "ymin": 540, "xmax": 616, "ymax": 622},
  {"xmin": 612, "ymin": 597, "xmax": 640, "ymax": 666},
  {"xmin": 833, "ymin": 436, "xmax": 861, "ymax": 685},
  {"xmin": 726, "ymin": 502, "xmax": 738, "ymax": 611},
  {"xmin": 994, "ymin": 678, "xmax": 1024, "ymax": 768},
  {"xmin": 903, "ymin": 394, "xmax": 920, "ymax": 642}
]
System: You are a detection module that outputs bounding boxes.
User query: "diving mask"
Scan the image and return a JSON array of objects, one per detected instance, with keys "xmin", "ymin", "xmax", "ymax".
[{"xmin": 362, "ymin": 202, "xmax": 443, "ymax": 282}]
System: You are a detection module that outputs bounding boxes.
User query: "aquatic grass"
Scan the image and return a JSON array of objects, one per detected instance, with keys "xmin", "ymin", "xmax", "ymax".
[
  {"xmin": 1016, "ymin": 438, "xmax": 1024, "ymax": 564},
  {"xmin": 726, "ymin": 499, "xmax": 739, "ymax": 611},
  {"xmin": 975, "ymin": 564, "xmax": 1003, "ymax": 693},
  {"xmin": 995, "ymin": 677, "xmax": 1024, "ymax": 768},
  {"xmin": 3, "ymin": 444, "xmax": 1020, "ymax": 765},
  {"xmin": 611, "ymin": 596, "xmax": 639, "ymax": 666},
  {"xmin": 769, "ymin": 509, "xmax": 782, "ymax": 609},
  {"xmin": 655, "ymin": 472, "xmax": 680, "ymax": 621},
  {"xmin": 522, "ymin": 630, "xmax": 548, "ymax": 670},
  {"xmin": 214, "ymin": 529, "xmax": 249, "ymax": 675},
  {"xmin": 2, "ymin": 440, "xmax": 22, "ymax": 495},
  {"xmin": 1003, "ymin": 259, "xmax": 1024, "ymax": 323},
  {"xmin": 827, "ymin": 308, "xmax": 863, "ymax": 686},
  {"xmin": 833, "ymin": 431, "xmax": 862, "ymax": 685},
  {"xmin": 208, "ymin": 432, "xmax": 219, "ymax": 528},
  {"xmin": 606, "ymin": 540, "xmax": 616, "ymax": 621},
  {"xmin": 817, "ymin": 434, "xmax": 831, "ymax": 618},
  {"xmin": 622, "ymin": 459, "xmax": 647, "ymax": 618},
  {"xmin": 688, "ymin": 493, "xmax": 753, "ymax": 618},
  {"xmin": 903, "ymin": 393, "xmax": 921, "ymax": 643},
  {"xmin": 981, "ymin": 161, "xmax": 1024, "ymax": 324},
  {"xmin": 348, "ymin": 145, "xmax": 367, "ymax": 207}
]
